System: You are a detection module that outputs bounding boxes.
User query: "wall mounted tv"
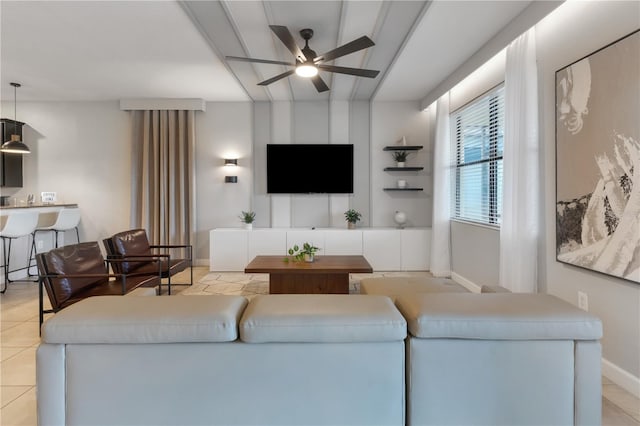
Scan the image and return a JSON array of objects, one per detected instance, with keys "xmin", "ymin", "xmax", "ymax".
[{"xmin": 267, "ymin": 144, "xmax": 354, "ymax": 194}]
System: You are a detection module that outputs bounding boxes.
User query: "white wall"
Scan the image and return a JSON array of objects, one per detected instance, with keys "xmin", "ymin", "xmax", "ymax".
[
  {"xmin": 446, "ymin": 0, "xmax": 640, "ymax": 389},
  {"xmin": 194, "ymin": 102, "xmax": 253, "ymax": 264},
  {"xmin": 536, "ymin": 0, "xmax": 640, "ymax": 385},
  {"xmin": 451, "ymin": 221, "xmax": 500, "ymax": 288},
  {"xmin": 371, "ymin": 102, "xmax": 432, "ymax": 227},
  {"xmin": 2, "ymin": 101, "xmax": 131, "ymax": 245}
]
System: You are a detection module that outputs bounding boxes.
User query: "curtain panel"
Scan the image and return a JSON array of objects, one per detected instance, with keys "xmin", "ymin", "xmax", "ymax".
[
  {"xmin": 499, "ymin": 28, "xmax": 539, "ymax": 293},
  {"xmin": 130, "ymin": 110, "xmax": 194, "ymax": 248},
  {"xmin": 430, "ymin": 94, "xmax": 452, "ymax": 277}
]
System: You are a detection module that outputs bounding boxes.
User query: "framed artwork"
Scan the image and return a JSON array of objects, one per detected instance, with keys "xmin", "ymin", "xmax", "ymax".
[{"xmin": 555, "ymin": 29, "xmax": 639, "ymax": 284}]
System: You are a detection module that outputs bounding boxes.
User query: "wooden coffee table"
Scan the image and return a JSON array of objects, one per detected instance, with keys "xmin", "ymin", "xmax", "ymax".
[{"xmin": 244, "ymin": 255, "xmax": 373, "ymax": 294}]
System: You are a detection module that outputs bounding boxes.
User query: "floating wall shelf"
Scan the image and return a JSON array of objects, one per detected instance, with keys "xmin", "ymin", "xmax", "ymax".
[
  {"xmin": 384, "ymin": 167, "xmax": 424, "ymax": 171},
  {"xmin": 383, "ymin": 145, "xmax": 423, "ymax": 151}
]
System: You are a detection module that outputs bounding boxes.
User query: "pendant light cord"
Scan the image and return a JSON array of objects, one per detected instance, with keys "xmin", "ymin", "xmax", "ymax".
[{"xmin": 13, "ymin": 84, "xmax": 17, "ymax": 135}]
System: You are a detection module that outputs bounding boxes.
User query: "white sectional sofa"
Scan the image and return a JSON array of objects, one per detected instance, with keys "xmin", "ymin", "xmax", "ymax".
[
  {"xmin": 37, "ymin": 292, "xmax": 602, "ymax": 426},
  {"xmin": 396, "ymin": 293, "xmax": 603, "ymax": 426},
  {"xmin": 37, "ymin": 294, "xmax": 407, "ymax": 426}
]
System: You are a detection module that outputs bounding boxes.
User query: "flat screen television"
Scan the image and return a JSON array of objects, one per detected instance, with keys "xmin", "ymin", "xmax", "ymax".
[{"xmin": 267, "ymin": 144, "xmax": 354, "ymax": 194}]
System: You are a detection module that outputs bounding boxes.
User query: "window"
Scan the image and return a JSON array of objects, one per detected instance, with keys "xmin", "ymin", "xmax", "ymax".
[{"xmin": 451, "ymin": 85, "xmax": 504, "ymax": 226}]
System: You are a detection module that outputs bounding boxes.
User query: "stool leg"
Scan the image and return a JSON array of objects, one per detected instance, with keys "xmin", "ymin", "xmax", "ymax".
[
  {"xmin": 4, "ymin": 238, "xmax": 13, "ymax": 285},
  {"xmin": 54, "ymin": 230, "xmax": 59, "ymax": 248},
  {"xmin": 28, "ymin": 231, "xmax": 38, "ymax": 277},
  {"xmin": 1, "ymin": 237, "xmax": 8, "ymax": 293},
  {"xmin": 74, "ymin": 227, "xmax": 80, "ymax": 244}
]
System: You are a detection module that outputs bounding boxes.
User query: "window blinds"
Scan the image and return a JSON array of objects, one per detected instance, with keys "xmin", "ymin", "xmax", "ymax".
[{"xmin": 451, "ymin": 85, "xmax": 504, "ymax": 226}]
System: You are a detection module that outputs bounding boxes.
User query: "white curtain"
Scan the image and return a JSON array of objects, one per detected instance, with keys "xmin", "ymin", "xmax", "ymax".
[
  {"xmin": 430, "ymin": 93, "xmax": 452, "ymax": 277},
  {"xmin": 499, "ymin": 28, "xmax": 539, "ymax": 293}
]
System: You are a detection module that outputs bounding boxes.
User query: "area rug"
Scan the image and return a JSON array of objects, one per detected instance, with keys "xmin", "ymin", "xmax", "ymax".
[{"xmin": 179, "ymin": 271, "xmax": 451, "ymax": 298}]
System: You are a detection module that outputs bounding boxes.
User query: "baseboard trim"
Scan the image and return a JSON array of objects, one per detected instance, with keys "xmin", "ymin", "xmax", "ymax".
[
  {"xmin": 451, "ymin": 272, "xmax": 482, "ymax": 293},
  {"xmin": 602, "ymin": 358, "xmax": 640, "ymax": 399},
  {"xmin": 194, "ymin": 259, "xmax": 209, "ymax": 268}
]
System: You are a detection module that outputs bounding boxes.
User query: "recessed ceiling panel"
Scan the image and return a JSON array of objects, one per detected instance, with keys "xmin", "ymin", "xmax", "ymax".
[
  {"xmin": 330, "ymin": 1, "xmax": 385, "ymax": 100},
  {"xmin": 223, "ymin": 1, "xmax": 291, "ymax": 100},
  {"xmin": 1, "ymin": 1, "xmax": 248, "ymax": 101},
  {"xmin": 375, "ymin": 0, "xmax": 532, "ymax": 101}
]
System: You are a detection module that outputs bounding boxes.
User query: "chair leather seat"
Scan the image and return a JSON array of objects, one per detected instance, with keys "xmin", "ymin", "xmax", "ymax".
[
  {"xmin": 58, "ymin": 274, "xmax": 160, "ymax": 309},
  {"xmin": 133, "ymin": 258, "xmax": 189, "ymax": 277}
]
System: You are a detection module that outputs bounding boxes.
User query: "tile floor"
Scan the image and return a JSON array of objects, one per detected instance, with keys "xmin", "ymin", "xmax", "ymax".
[{"xmin": 1, "ymin": 267, "xmax": 639, "ymax": 425}]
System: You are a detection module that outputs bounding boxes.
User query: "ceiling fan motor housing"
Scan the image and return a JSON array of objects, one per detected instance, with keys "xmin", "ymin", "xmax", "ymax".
[{"xmin": 299, "ymin": 29, "xmax": 317, "ymax": 63}]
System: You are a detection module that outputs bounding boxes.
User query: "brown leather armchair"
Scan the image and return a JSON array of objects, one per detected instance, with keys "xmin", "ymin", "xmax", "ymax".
[
  {"xmin": 103, "ymin": 229, "xmax": 192, "ymax": 295},
  {"xmin": 36, "ymin": 241, "xmax": 161, "ymax": 327}
]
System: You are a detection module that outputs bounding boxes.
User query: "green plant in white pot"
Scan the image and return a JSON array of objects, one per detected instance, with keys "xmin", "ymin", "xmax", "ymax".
[
  {"xmin": 285, "ymin": 243, "xmax": 320, "ymax": 263},
  {"xmin": 239, "ymin": 211, "xmax": 255, "ymax": 230},
  {"xmin": 392, "ymin": 151, "xmax": 410, "ymax": 167},
  {"xmin": 344, "ymin": 209, "xmax": 362, "ymax": 230}
]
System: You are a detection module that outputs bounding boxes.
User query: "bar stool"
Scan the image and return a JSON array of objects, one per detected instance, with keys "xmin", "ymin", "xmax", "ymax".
[
  {"xmin": 0, "ymin": 211, "xmax": 39, "ymax": 293},
  {"xmin": 28, "ymin": 208, "xmax": 81, "ymax": 276}
]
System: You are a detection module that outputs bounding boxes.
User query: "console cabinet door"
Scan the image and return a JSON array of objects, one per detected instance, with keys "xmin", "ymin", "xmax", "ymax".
[
  {"xmin": 363, "ymin": 230, "xmax": 401, "ymax": 271},
  {"xmin": 248, "ymin": 230, "xmax": 286, "ymax": 259},
  {"xmin": 324, "ymin": 230, "xmax": 363, "ymax": 255},
  {"xmin": 210, "ymin": 230, "xmax": 248, "ymax": 271}
]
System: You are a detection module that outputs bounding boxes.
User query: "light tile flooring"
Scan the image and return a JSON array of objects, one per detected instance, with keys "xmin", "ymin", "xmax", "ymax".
[{"xmin": 1, "ymin": 267, "xmax": 639, "ymax": 425}]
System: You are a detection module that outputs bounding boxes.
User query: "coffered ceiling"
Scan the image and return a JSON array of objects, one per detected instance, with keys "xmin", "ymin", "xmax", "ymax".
[{"xmin": 0, "ymin": 1, "xmax": 559, "ymax": 104}]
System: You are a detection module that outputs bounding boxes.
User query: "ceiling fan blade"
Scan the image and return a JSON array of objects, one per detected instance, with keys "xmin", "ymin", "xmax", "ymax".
[
  {"xmin": 258, "ymin": 69, "xmax": 296, "ymax": 86},
  {"xmin": 226, "ymin": 56, "xmax": 295, "ymax": 66},
  {"xmin": 269, "ymin": 25, "xmax": 306, "ymax": 62},
  {"xmin": 317, "ymin": 64, "xmax": 379, "ymax": 78},
  {"xmin": 314, "ymin": 36, "xmax": 374, "ymax": 63},
  {"xmin": 310, "ymin": 75, "xmax": 330, "ymax": 92}
]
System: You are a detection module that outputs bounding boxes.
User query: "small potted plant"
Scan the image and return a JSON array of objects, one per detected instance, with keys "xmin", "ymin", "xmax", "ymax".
[
  {"xmin": 392, "ymin": 151, "xmax": 410, "ymax": 167},
  {"xmin": 344, "ymin": 209, "xmax": 362, "ymax": 230},
  {"xmin": 285, "ymin": 243, "xmax": 320, "ymax": 263},
  {"xmin": 239, "ymin": 211, "xmax": 256, "ymax": 230}
]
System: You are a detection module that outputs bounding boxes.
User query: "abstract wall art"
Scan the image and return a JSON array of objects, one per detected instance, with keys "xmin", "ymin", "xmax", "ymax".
[{"xmin": 555, "ymin": 29, "xmax": 640, "ymax": 284}]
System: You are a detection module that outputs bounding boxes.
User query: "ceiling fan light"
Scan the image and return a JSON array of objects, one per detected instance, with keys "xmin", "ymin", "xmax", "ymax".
[{"xmin": 296, "ymin": 64, "xmax": 318, "ymax": 78}]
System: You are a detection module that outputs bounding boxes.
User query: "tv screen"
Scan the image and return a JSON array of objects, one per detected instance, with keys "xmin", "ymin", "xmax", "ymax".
[{"xmin": 267, "ymin": 144, "xmax": 354, "ymax": 194}]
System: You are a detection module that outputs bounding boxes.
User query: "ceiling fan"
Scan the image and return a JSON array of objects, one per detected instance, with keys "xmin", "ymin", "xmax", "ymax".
[{"xmin": 226, "ymin": 25, "xmax": 380, "ymax": 93}]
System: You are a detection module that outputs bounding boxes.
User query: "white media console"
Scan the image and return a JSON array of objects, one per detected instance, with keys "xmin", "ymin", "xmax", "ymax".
[{"xmin": 209, "ymin": 228, "xmax": 431, "ymax": 272}]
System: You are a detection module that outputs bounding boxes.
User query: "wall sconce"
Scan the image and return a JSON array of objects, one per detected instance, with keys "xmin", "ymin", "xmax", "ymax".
[{"xmin": 224, "ymin": 158, "xmax": 238, "ymax": 183}]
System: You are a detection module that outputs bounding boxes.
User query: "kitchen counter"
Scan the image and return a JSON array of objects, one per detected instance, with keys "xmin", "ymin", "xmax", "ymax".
[
  {"xmin": 0, "ymin": 203, "xmax": 78, "ymax": 211},
  {"xmin": 0, "ymin": 204, "xmax": 79, "ymax": 228}
]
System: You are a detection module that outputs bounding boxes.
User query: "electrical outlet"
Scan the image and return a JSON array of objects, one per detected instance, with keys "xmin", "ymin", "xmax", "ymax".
[
  {"xmin": 37, "ymin": 240, "xmax": 44, "ymax": 250},
  {"xmin": 578, "ymin": 291, "xmax": 589, "ymax": 311}
]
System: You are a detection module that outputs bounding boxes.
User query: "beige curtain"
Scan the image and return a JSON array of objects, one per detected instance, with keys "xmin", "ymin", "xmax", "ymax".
[{"xmin": 130, "ymin": 110, "xmax": 194, "ymax": 248}]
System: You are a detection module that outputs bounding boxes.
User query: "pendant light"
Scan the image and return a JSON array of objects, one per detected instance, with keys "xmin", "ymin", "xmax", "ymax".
[{"xmin": 1, "ymin": 82, "xmax": 30, "ymax": 154}]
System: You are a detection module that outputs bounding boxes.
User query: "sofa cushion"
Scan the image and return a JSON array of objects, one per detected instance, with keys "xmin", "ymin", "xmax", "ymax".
[
  {"xmin": 42, "ymin": 295, "xmax": 247, "ymax": 344},
  {"xmin": 396, "ymin": 293, "xmax": 602, "ymax": 340},
  {"xmin": 240, "ymin": 294, "xmax": 406, "ymax": 343},
  {"xmin": 360, "ymin": 277, "xmax": 467, "ymax": 302}
]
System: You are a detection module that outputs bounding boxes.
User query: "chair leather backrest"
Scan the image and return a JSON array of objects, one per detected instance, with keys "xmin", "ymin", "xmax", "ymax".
[
  {"xmin": 110, "ymin": 229, "xmax": 151, "ymax": 273},
  {"xmin": 39, "ymin": 242, "xmax": 107, "ymax": 308}
]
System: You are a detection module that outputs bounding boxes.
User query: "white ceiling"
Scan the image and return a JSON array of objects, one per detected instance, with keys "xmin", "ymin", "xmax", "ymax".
[{"xmin": 1, "ymin": 0, "xmax": 542, "ymax": 103}]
